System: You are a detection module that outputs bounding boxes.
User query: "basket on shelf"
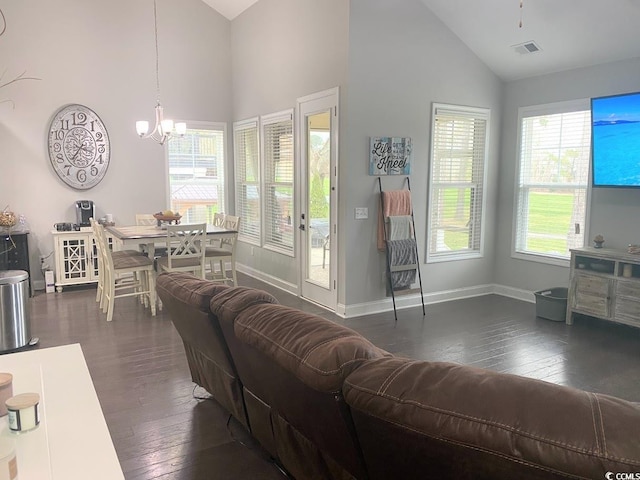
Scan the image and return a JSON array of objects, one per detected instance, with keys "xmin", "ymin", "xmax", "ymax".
[{"xmin": 0, "ymin": 210, "xmax": 16, "ymax": 227}]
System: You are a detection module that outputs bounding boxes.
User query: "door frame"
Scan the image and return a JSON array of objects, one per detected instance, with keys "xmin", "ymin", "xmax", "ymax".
[{"xmin": 296, "ymin": 87, "xmax": 339, "ymax": 311}]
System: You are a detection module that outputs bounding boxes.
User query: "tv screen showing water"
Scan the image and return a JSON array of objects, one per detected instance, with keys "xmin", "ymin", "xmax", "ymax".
[{"xmin": 591, "ymin": 91, "xmax": 640, "ymax": 187}]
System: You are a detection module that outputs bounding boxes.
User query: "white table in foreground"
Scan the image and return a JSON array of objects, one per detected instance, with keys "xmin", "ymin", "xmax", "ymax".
[
  {"xmin": 0, "ymin": 344, "xmax": 123, "ymax": 479},
  {"xmin": 106, "ymin": 224, "xmax": 237, "ymax": 258}
]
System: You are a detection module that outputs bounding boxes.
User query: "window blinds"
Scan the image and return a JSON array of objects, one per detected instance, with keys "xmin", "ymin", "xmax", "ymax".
[
  {"xmin": 262, "ymin": 112, "xmax": 294, "ymax": 253},
  {"xmin": 167, "ymin": 125, "xmax": 225, "ymax": 225},
  {"xmin": 234, "ymin": 119, "xmax": 260, "ymax": 244},
  {"xmin": 428, "ymin": 106, "xmax": 488, "ymax": 258},
  {"xmin": 515, "ymin": 107, "xmax": 590, "ymax": 259}
]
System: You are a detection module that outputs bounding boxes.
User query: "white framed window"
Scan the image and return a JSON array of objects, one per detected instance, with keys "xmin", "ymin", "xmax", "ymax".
[
  {"xmin": 261, "ymin": 110, "xmax": 294, "ymax": 255},
  {"xmin": 234, "ymin": 118, "xmax": 260, "ymax": 245},
  {"xmin": 427, "ymin": 103, "xmax": 489, "ymax": 262},
  {"xmin": 167, "ymin": 122, "xmax": 226, "ymax": 224},
  {"xmin": 513, "ymin": 100, "xmax": 591, "ymax": 264}
]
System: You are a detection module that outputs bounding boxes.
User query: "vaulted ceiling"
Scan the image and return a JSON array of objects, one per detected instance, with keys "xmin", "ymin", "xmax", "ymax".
[{"xmin": 201, "ymin": 0, "xmax": 640, "ymax": 81}]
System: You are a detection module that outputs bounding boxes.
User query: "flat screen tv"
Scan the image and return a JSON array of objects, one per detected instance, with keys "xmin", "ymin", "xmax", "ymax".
[{"xmin": 591, "ymin": 91, "xmax": 640, "ymax": 188}]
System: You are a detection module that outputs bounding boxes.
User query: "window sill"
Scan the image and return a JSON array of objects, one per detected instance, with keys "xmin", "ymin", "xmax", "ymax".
[
  {"xmin": 511, "ymin": 251, "xmax": 570, "ymax": 268},
  {"xmin": 264, "ymin": 244, "xmax": 295, "ymax": 258},
  {"xmin": 426, "ymin": 251, "xmax": 483, "ymax": 263}
]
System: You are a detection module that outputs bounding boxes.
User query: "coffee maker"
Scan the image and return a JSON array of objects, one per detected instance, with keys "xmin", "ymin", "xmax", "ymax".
[{"xmin": 75, "ymin": 200, "xmax": 95, "ymax": 227}]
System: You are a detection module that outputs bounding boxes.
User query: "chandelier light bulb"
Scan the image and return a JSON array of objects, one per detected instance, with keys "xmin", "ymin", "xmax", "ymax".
[
  {"xmin": 136, "ymin": 121, "xmax": 149, "ymax": 137},
  {"xmin": 175, "ymin": 122, "xmax": 187, "ymax": 136}
]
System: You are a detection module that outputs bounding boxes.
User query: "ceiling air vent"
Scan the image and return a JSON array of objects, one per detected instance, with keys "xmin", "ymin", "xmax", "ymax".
[{"xmin": 512, "ymin": 41, "xmax": 541, "ymax": 55}]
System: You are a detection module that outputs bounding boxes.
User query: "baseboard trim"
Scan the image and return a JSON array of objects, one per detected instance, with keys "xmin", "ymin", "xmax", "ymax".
[
  {"xmin": 234, "ymin": 265, "xmax": 536, "ymax": 318},
  {"xmin": 492, "ymin": 284, "xmax": 536, "ymax": 303},
  {"xmin": 236, "ymin": 263, "xmax": 299, "ymax": 296},
  {"xmin": 343, "ymin": 284, "xmax": 537, "ymax": 318},
  {"xmin": 342, "ymin": 284, "xmax": 495, "ymax": 318}
]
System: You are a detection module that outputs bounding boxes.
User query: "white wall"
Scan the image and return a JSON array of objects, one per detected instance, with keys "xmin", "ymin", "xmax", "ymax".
[
  {"xmin": 230, "ymin": 0, "xmax": 349, "ymax": 289},
  {"xmin": 495, "ymin": 57, "xmax": 640, "ymax": 292},
  {"xmin": 0, "ymin": 0, "xmax": 231, "ymax": 287},
  {"xmin": 343, "ymin": 0, "xmax": 503, "ymax": 308}
]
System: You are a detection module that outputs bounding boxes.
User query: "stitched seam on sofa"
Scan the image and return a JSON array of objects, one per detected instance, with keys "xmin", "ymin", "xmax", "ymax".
[
  {"xmin": 157, "ymin": 282, "xmax": 211, "ymax": 313},
  {"xmin": 215, "ymin": 298, "xmax": 276, "ymax": 317},
  {"xmin": 594, "ymin": 394, "xmax": 608, "ymax": 457},
  {"xmin": 377, "ymin": 361, "xmax": 416, "ymax": 396},
  {"xmin": 237, "ymin": 323, "xmax": 372, "ymax": 375},
  {"xmin": 300, "ymin": 333, "xmax": 373, "ymax": 365},
  {"xmin": 344, "ymin": 382, "xmax": 638, "ymax": 463},
  {"xmin": 351, "ymin": 408, "xmax": 589, "ymax": 480},
  {"xmin": 587, "ymin": 392, "xmax": 601, "ymax": 455}
]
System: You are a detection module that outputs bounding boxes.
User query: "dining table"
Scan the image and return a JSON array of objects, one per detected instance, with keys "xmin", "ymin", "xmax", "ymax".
[{"xmin": 105, "ymin": 223, "xmax": 237, "ymax": 259}]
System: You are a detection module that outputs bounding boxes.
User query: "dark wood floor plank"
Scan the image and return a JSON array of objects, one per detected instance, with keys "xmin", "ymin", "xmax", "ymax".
[{"xmin": 19, "ymin": 275, "xmax": 640, "ymax": 479}]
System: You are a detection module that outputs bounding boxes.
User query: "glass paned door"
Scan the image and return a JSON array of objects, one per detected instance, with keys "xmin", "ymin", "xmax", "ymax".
[{"xmin": 298, "ymin": 88, "xmax": 338, "ymax": 310}]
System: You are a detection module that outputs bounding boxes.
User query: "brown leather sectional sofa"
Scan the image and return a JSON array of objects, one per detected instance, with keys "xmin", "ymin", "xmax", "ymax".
[{"xmin": 156, "ymin": 272, "xmax": 640, "ymax": 480}]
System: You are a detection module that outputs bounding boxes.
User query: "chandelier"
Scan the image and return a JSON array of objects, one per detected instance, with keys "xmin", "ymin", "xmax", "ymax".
[{"xmin": 135, "ymin": 0, "xmax": 186, "ymax": 145}]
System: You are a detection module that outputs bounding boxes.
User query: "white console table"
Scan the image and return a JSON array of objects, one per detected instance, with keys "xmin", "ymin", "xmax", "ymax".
[
  {"xmin": 567, "ymin": 247, "xmax": 640, "ymax": 328},
  {"xmin": 0, "ymin": 344, "xmax": 123, "ymax": 479}
]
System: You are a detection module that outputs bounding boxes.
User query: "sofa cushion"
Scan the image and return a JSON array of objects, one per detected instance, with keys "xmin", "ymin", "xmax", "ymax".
[
  {"xmin": 210, "ymin": 286, "xmax": 279, "ymax": 325},
  {"xmin": 156, "ymin": 272, "xmax": 248, "ymax": 426},
  {"xmin": 233, "ymin": 303, "xmax": 390, "ymax": 393},
  {"xmin": 157, "ymin": 271, "xmax": 230, "ymax": 312},
  {"xmin": 343, "ymin": 356, "xmax": 640, "ymax": 479},
  {"xmin": 210, "ymin": 289, "xmax": 389, "ymax": 479}
]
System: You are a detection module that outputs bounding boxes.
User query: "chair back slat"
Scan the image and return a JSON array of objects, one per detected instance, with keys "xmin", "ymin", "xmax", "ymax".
[
  {"xmin": 221, "ymin": 215, "xmax": 240, "ymax": 249},
  {"xmin": 213, "ymin": 212, "xmax": 225, "ymax": 227},
  {"xmin": 165, "ymin": 223, "xmax": 207, "ymax": 271},
  {"xmin": 136, "ymin": 214, "xmax": 157, "ymax": 226}
]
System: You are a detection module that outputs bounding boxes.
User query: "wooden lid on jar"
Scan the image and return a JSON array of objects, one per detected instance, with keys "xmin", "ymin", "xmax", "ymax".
[
  {"xmin": 5, "ymin": 393, "xmax": 39, "ymax": 410},
  {"xmin": 0, "ymin": 373, "xmax": 12, "ymax": 388}
]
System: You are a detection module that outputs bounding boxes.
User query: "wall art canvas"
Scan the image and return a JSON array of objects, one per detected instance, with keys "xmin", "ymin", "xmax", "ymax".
[{"xmin": 369, "ymin": 137, "xmax": 412, "ymax": 175}]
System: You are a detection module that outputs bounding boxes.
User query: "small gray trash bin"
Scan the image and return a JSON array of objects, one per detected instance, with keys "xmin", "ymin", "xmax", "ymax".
[
  {"xmin": 0, "ymin": 270, "xmax": 32, "ymax": 352},
  {"xmin": 534, "ymin": 287, "xmax": 568, "ymax": 322}
]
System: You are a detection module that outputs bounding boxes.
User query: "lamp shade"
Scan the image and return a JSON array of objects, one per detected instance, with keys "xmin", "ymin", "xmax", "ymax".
[
  {"xmin": 175, "ymin": 122, "xmax": 187, "ymax": 136},
  {"xmin": 160, "ymin": 119, "xmax": 174, "ymax": 135},
  {"xmin": 136, "ymin": 121, "xmax": 149, "ymax": 137}
]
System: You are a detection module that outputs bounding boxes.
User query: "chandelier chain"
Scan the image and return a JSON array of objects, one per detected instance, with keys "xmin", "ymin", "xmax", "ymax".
[
  {"xmin": 519, "ymin": 0, "xmax": 524, "ymax": 28},
  {"xmin": 153, "ymin": 0, "xmax": 161, "ymax": 104}
]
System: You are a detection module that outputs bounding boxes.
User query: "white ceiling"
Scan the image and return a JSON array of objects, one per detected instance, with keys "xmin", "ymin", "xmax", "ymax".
[
  {"xmin": 419, "ymin": 0, "xmax": 640, "ymax": 81},
  {"xmin": 201, "ymin": 0, "xmax": 640, "ymax": 81},
  {"xmin": 200, "ymin": 0, "xmax": 259, "ymax": 20}
]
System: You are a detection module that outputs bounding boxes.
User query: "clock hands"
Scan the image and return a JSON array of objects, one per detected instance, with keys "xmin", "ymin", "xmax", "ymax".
[
  {"xmin": 71, "ymin": 143, "xmax": 94, "ymax": 162},
  {"xmin": 72, "ymin": 145, "xmax": 83, "ymax": 160}
]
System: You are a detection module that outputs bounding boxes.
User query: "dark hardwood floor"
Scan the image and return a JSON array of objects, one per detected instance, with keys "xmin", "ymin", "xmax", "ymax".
[{"xmin": 23, "ymin": 274, "xmax": 640, "ymax": 479}]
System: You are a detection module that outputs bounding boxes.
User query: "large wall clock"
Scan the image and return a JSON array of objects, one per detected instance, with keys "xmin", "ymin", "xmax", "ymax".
[{"xmin": 47, "ymin": 104, "xmax": 111, "ymax": 190}]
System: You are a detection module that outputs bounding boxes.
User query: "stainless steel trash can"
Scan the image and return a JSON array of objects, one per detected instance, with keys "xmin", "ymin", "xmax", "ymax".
[{"xmin": 0, "ymin": 270, "xmax": 31, "ymax": 352}]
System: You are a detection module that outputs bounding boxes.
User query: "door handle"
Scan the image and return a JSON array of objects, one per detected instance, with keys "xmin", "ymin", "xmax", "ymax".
[{"xmin": 299, "ymin": 224, "xmax": 305, "ymax": 231}]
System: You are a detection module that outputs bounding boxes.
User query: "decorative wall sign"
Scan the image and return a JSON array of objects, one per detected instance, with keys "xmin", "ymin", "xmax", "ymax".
[{"xmin": 369, "ymin": 137, "xmax": 412, "ymax": 175}]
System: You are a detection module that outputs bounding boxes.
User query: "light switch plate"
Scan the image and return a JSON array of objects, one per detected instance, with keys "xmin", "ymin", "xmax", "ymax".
[{"xmin": 355, "ymin": 207, "xmax": 368, "ymax": 219}]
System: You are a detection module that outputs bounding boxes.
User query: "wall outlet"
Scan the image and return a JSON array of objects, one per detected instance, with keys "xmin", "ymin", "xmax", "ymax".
[{"xmin": 355, "ymin": 207, "xmax": 368, "ymax": 219}]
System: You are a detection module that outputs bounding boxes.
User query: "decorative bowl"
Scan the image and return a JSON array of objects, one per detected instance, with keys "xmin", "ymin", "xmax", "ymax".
[{"xmin": 153, "ymin": 213, "xmax": 182, "ymax": 225}]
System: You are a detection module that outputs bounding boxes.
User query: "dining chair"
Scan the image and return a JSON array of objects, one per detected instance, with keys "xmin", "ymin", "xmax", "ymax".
[
  {"xmin": 90, "ymin": 218, "xmax": 107, "ymax": 305},
  {"xmin": 213, "ymin": 212, "xmax": 225, "ymax": 227},
  {"xmin": 135, "ymin": 213, "xmax": 157, "ymax": 226},
  {"xmin": 93, "ymin": 219, "xmax": 156, "ymax": 322},
  {"xmin": 90, "ymin": 218, "xmax": 147, "ymax": 307},
  {"xmin": 208, "ymin": 212, "xmax": 226, "ymax": 248},
  {"xmin": 205, "ymin": 215, "xmax": 240, "ymax": 286},
  {"xmin": 135, "ymin": 212, "xmax": 170, "ymax": 258},
  {"xmin": 155, "ymin": 223, "xmax": 207, "ymax": 279}
]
